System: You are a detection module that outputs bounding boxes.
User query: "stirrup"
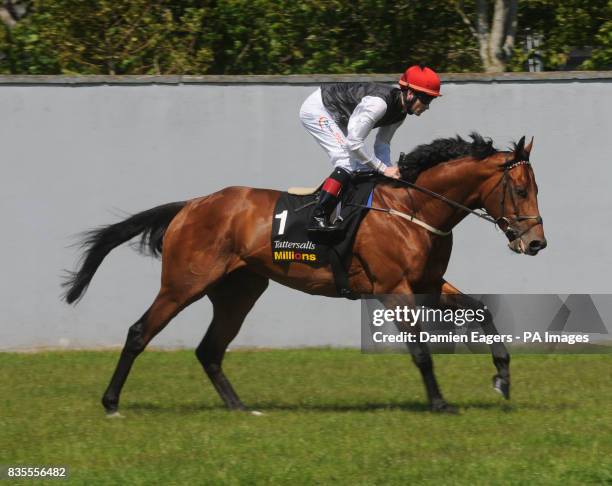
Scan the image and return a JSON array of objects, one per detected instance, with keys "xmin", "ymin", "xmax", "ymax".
[{"xmin": 307, "ymin": 215, "xmax": 341, "ymax": 233}]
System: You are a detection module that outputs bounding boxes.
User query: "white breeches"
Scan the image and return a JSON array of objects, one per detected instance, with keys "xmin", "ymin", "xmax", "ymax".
[{"xmin": 299, "ymin": 88, "xmax": 364, "ymax": 173}]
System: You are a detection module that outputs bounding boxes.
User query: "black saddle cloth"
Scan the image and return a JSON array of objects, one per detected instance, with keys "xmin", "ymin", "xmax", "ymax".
[{"xmin": 271, "ymin": 173, "xmax": 377, "ymax": 297}]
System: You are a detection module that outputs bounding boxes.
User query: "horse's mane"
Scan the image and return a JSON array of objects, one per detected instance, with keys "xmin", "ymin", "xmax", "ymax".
[{"xmin": 398, "ymin": 132, "xmax": 498, "ymax": 182}]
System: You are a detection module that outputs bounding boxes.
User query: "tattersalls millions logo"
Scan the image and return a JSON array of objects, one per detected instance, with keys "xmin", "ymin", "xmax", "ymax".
[{"xmin": 273, "ymin": 240, "xmax": 317, "ymax": 262}]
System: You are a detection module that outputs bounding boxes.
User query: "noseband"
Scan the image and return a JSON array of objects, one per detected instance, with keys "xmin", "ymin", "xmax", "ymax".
[{"xmin": 490, "ymin": 160, "xmax": 543, "ymax": 241}]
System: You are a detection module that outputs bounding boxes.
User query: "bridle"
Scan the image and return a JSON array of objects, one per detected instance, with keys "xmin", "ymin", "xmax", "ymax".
[
  {"xmin": 394, "ymin": 157, "xmax": 543, "ymax": 241},
  {"xmin": 483, "ymin": 159, "xmax": 543, "ymax": 241}
]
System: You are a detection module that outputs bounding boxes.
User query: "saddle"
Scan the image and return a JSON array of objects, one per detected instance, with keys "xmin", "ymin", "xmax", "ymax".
[{"xmin": 271, "ymin": 173, "xmax": 377, "ymax": 298}]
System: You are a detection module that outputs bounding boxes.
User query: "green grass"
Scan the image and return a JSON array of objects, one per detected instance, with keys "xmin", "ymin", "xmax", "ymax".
[{"xmin": 1, "ymin": 350, "xmax": 611, "ymax": 485}]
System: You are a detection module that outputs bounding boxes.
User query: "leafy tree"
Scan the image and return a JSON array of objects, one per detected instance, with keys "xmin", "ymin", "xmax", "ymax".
[
  {"xmin": 0, "ymin": 1, "xmax": 30, "ymax": 28},
  {"xmin": 0, "ymin": 0, "xmax": 609, "ymax": 74},
  {"xmin": 509, "ymin": 0, "xmax": 611, "ymax": 70},
  {"xmin": 454, "ymin": 0, "xmax": 518, "ymax": 72},
  {"xmin": 1, "ymin": 1, "xmax": 215, "ymax": 74},
  {"xmin": 585, "ymin": 18, "xmax": 612, "ymax": 69}
]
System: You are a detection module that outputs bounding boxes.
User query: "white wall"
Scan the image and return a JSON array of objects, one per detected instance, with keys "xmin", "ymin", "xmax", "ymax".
[{"xmin": 1, "ymin": 75, "xmax": 610, "ymax": 349}]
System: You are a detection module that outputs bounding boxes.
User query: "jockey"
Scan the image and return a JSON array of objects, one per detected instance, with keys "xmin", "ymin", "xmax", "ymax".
[{"xmin": 299, "ymin": 64, "xmax": 441, "ymax": 233}]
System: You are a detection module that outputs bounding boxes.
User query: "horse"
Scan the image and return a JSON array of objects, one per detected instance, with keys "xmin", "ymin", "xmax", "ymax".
[{"xmin": 63, "ymin": 133, "xmax": 546, "ymax": 416}]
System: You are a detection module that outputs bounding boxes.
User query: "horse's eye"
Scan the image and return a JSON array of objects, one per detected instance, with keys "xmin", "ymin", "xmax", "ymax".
[{"xmin": 516, "ymin": 188, "xmax": 528, "ymax": 198}]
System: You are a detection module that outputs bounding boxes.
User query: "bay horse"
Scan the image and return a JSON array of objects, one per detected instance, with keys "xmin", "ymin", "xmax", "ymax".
[{"xmin": 63, "ymin": 133, "xmax": 546, "ymax": 415}]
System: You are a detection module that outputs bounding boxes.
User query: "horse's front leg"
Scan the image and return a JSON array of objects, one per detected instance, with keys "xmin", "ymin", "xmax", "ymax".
[
  {"xmin": 377, "ymin": 292, "xmax": 458, "ymax": 413},
  {"xmin": 439, "ymin": 281, "xmax": 511, "ymax": 399}
]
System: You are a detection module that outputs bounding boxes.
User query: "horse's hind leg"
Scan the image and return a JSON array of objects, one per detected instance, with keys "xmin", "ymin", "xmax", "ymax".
[
  {"xmin": 101, "ymin": 285, "xmax": 204, "ymax": 415},
  {"xmin": 195, "ymin": 269, "xmax": 269, "ymax": 411}
]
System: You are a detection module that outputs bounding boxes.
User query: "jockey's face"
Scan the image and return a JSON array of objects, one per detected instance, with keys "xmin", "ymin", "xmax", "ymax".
[{"xmin": 405, "ymin": 89, "xmax": 434, "ymax": 116}]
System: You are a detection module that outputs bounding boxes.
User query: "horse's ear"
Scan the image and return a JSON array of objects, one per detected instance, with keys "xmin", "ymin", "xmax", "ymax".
[
  {"xmin": 515, "ymin": 136, "xmax": 526, "ymax": 157},
  {"xmin": 524, "ymin": 136, "xmax": 534, "ymax": 157}
]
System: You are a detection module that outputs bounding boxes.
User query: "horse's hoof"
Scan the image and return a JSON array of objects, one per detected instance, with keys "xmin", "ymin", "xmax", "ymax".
[
  {"xmin": 105, "ymin": 411, "xmax": 125, "ymax": 419},
  {"xmin": 430, "ymin": 399, "xmax": 459, "ymax": 414},
  {"xmin": 250, "ymin": 410, "xmax": 265, "ymax": 416},
  {"xmin": 102, "ymin": 396, "xmax": 119, "ymax": 413},
  {"xmin": 493, "ymin": 375, "xmax": 510, "ymax": 400}
]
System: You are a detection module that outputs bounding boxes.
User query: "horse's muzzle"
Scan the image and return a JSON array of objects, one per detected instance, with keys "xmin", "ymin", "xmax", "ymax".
[
  {"xmin": 508, "ymin": 237, "xmax": 547, "ymax": 255},
  {"xmin": 526, "ymin": 238, "xmax": 547, "ymax": 255}
]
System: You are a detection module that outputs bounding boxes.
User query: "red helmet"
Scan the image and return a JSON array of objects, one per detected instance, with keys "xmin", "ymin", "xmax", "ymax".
[{"xmin": 399, "ymin": 65, "xmax": 441, "ymax": 97}]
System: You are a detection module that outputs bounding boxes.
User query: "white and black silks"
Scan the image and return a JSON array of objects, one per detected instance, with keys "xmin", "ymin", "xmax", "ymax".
[{"xmin": 299, "ymin": 83, "xmax": 409, "ymax": 174}]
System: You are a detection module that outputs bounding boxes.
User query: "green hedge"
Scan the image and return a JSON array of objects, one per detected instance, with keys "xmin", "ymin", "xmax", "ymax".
[{"xmin": 0, "ymin": 0, "xmax": 610, "ymax": 75}]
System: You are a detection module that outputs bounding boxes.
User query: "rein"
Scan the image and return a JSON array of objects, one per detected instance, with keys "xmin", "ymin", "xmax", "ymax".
[
  {"xmin": 394, "ymin": 176, "xmax": 497, "ymax": 226},
  {"xmin": 362, "ymin": 159, "xmax": 542, "ymax": 239}
]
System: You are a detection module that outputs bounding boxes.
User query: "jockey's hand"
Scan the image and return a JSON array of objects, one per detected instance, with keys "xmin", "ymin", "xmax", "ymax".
[{"xmin": 383, "ymin": 166, "xmax": 401, "ymax": 179}]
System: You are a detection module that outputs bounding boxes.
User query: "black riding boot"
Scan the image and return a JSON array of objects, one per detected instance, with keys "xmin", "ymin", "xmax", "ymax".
[
  {"xmin": 308, "ymin": 191, "xmax": 341, "ymax": 233},
  {"xmin": 308, "ymin": 167, "xmax": 351, "ymax": 234}
]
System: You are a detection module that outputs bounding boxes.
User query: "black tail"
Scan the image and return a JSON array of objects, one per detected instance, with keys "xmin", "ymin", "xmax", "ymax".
[{"xmin": 62, "ymin": 201, "xmax": 187, "ymax": 305}]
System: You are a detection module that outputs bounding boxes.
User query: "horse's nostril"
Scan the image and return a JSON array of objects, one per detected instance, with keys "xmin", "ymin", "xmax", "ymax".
[{"xmin": 529, "ymin": 239, "xmax": 545, "ymax": 250}]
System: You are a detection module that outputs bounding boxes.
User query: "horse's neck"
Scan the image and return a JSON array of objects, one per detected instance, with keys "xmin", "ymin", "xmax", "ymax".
[{"xmin": 385, "ymin": 157, "xmax": 494, "ymax": 232}]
